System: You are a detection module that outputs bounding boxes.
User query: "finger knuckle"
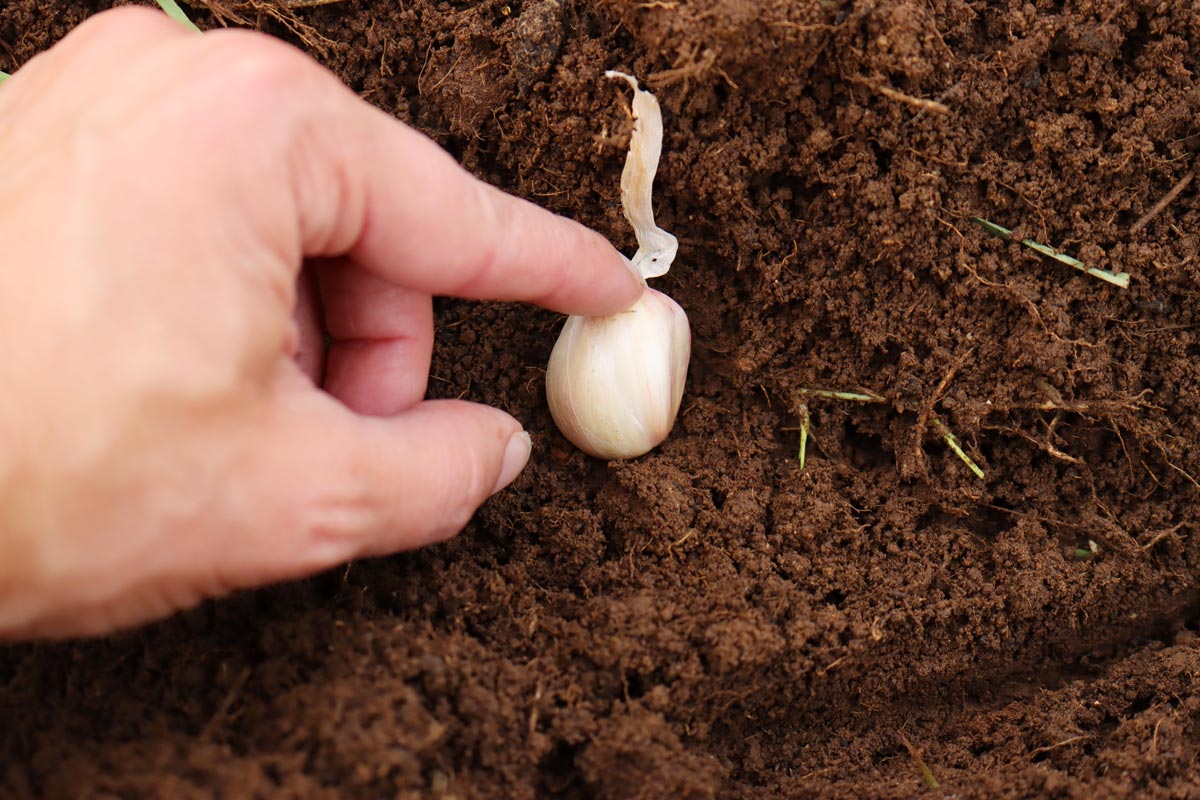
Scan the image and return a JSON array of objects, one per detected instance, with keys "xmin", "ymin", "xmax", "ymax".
[
  {"xmin": 70, "ymin": 6, "xmax": 177, "ymax": 47},
  {"xmin": 135, "ymin": 32, "xmax": 324, "ymax": 165},
  {"xmin": 300, "ymin": 482, "xmax": 378, "ymax": 564},
  {"xmin": 449, "ymin": 181, "xmax": 507, "ymax": 295},
  {"xmin": 187, "ymin": 31, "xmax": 318, "ymax": 123}
]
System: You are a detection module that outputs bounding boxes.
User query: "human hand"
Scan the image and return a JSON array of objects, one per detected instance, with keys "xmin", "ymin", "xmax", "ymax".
[{"xmin": 0, "ymin": 8, "xmax": 642, "ymax": 638}]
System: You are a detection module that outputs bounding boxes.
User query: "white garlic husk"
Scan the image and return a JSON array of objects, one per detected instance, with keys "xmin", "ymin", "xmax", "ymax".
[
  {"xmin": 545, "ymin": 71, "xmax": 690, "ymax": 460},
  {"xmin": 547, "ymin": 288, "xmax": 690, "ymax": 459}
]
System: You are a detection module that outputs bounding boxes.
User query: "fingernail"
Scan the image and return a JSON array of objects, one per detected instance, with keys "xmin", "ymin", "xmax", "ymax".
[{"xmin": 491, "ymin": 431, "xmax": 532, "ymax": 495}]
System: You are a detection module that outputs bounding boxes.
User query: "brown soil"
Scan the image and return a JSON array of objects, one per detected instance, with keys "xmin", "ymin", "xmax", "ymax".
[{"xmin": 4, "ymin": 0, "xmax": 1200, "ymax": 797}]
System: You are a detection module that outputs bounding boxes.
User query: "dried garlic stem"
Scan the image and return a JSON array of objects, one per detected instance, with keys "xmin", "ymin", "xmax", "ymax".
[{"xmin": 605, "ymin": 70, "xmax": 678, "ymax": 279}]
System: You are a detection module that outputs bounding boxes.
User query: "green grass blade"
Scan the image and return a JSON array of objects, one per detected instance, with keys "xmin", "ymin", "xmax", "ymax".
[
  {"xmin": 156, "ymin": 0, "xmax": 201, "ymax": 32},
  {"xmin": 931, "ymin": 417, "xmax": 985, "ymax": 480},
  {"xmin": 968, "ymin": 217, "xmax": 1130, "ymax": 288},
  {"xmin": 798, "ymin": 403, "xmax": 810, "ymax": 470},
  {"xmin": 0, "ymin": 71, "xmax": 9, "ymax": 85},
  {"xmin": 797, "ymin": 388, "xmax": 888, "ymax": 404},
  {"xmin": 970, "ymin": 217, "xmax": 1010, "ymax": 239}
]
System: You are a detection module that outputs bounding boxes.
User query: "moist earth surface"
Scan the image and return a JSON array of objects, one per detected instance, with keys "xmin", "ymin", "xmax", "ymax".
[{"xmin": 3, "ymin": 1, "xmax": 1200, "ymax": 797}]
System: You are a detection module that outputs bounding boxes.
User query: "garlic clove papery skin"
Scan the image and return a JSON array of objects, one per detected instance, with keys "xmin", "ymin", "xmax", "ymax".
[{"xmin": 546, "ymin": 288, "xmax": 690, "ymax": 460}]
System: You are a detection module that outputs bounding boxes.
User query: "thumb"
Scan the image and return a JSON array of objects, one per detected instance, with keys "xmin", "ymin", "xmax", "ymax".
[{"xmin": 232, "ymin": 396, "xmax": 531, "ymax": 583}]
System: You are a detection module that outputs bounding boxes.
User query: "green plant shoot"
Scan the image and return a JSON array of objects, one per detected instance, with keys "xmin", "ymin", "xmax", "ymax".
[
  {"xmin": 155, "ymin": 0, "xmax": 201, "ymax": 32},
  {"xmin": 968, "ymin": 217, "xmax": 1130, "ymax": 288}
]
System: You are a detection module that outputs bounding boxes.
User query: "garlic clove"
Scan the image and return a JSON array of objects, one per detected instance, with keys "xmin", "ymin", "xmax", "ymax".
[
  {"xmin": 545, "ymin": 72, "xmax": 689, "ymax": 459},
  {"xmin": 546, "ymin": 288, "xmax": 690, "ymax": 460}
]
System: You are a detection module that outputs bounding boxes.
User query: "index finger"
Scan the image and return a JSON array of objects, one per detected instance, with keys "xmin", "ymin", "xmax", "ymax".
[
  {"xmin": 216, "ymin": 32, "xmax": 647, "ymax": 317},
  {"xmin": 352, "ymin": 129, "xmax": 647, "ymax": 317}
]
